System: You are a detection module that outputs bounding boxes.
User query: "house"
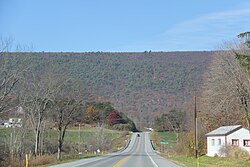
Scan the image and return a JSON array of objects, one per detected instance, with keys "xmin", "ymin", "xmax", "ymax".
[
  {"xmin": 206, "ymin": 125, "xmax": 250, "ymax": 157},
  {"xmin": 9, "ymin": 118, "xmax": 21, "ymax": 124},
  {"xmin": 3, "ymin": 118, "xmax": 22, "ymax": 128},
  {"xmin": 0, "ymin": 120, "xmax": 9, "ymax": 127}
]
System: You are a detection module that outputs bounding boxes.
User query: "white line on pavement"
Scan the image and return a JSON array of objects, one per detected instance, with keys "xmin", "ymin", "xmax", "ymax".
[{"xmin": 145, "ymin": 133, "xmax": 159, "ymax": 167}]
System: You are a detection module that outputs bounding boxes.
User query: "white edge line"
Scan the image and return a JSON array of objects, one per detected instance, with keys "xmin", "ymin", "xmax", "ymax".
[{"xmin": 145, "ymin": 132, "xmax": 159, "ymax": 167}]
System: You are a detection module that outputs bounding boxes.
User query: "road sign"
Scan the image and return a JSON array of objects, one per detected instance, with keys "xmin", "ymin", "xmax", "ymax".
[{"xmin": 160, "ymin": 141, "xmax": 169, "ymax": 145}]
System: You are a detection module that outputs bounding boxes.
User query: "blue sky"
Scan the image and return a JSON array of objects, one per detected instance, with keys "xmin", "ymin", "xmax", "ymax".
[{"xmin": 1, "ymin": 0, "xmax": 250, "ymax": 52}]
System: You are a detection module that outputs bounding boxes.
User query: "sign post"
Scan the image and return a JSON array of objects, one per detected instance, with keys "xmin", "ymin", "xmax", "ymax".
[
  {"xmin": 26, "ymin": 154, "xmax": 28, "ymax": 167},
  {"xmin": 160, "ymin": 141, "xmax": 169, "ymax": 153}
]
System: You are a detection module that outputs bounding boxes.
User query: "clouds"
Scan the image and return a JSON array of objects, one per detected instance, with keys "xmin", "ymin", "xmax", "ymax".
[
  {"xmin": 161, "ymin": 7, "xmax": 250, "ymax": 51},
  {"xmin": 122, "ymin": 5, "xmax": 250, "ymax": 51}
]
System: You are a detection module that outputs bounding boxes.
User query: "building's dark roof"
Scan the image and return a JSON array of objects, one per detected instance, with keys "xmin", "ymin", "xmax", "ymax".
[
  {"xmin": 206, "ymin": 125, "xmax": 242, "ymax": 136},
  {"xmin": 0, "ymin": 120, "xmax": 9, "ymax": 123}
]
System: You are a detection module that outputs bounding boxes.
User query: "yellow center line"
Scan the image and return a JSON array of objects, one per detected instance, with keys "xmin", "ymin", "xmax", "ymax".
[{"xmin": 113, "ymin": 137, "xmax": 141, "ymax": 167}]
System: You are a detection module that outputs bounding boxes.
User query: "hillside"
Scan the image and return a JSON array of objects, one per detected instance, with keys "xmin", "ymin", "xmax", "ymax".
[{"xmin": 6, "ymin": 51, "xmax": 213, "ymax": 126}]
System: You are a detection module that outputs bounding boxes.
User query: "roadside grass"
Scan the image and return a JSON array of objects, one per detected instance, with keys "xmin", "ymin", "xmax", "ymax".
[
  {"xmin": 168, "ymin": 154, "xmax": 250, "ymax": 167},
  {"xmin": 109, "ymin": 131, "xmax": 132, "ymax": 152},
  {"xmin": 150, "ymin": 131, "xmax": 176, "ymax": 150},
  {"xmin": 29, "ymin": 153, "xmax": 101, "ymax": 167},
  {"xmin": 156, "ymin": 132, "xmax": 177, "ymax": 144},
  {"xmin": 150, "ymin": 131, "xmax": 250, "ymax": 167}
]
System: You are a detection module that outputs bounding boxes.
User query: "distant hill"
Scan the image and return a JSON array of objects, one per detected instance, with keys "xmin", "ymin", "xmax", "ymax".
[{"xmin": 7, "ymin": 51, "xmax": 213, "ymax": 126}]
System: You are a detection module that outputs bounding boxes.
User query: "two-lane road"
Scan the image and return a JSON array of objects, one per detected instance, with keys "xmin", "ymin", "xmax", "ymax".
[{"xmin": 51, "ymin": 132, "xmax": 180, "ymax": 167}]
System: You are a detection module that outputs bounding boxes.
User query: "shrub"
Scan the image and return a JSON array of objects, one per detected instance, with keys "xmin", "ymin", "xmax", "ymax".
[
  {"xmin": 113, "ymin": 124, "xmax": 133, "ymax": 131},
  {"xmin": 121, "ymin": 131, "xmax": 129, "ymax": 137},
  {"xmin": 219, "ymin": 146, "xmax": 250, "ymax": 159},
  {"xmin": 0, "ymin": 143, "xmax": 10, "ymax": 167},
  {"xmin": 175, "ymin": 131, "xmax": 206, "ymax": 156},
  {"xmin": 43, "ymin": 140, "xmax": 58, "ymax": 154}
]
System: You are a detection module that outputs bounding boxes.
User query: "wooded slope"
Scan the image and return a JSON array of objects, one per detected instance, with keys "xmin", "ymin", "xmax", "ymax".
[{"xmin": 8, "ymin": 51, "xmax": 213, "ymax": 124}]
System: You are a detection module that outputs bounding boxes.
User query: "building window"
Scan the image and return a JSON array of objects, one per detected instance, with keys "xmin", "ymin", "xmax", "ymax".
[
  {"xmin": 232, "ymin": 139, "xmax": 239, "ymax": 146},
  {"xmin": 243, "ymin": 140, "xmax": 250, "ymax": 147},
  {"xmin": 211, "ymin": 139, "xmax": 215, "ymax": 146},
  {"xmin": 218, "ymin": 139, "xmax": 221, "ymax": 145}
]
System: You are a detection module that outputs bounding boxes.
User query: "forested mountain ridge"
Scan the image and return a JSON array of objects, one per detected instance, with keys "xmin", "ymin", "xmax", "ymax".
[{"xmin": 6, "ymin": 51, "xmax": 213, "ymax": 125}]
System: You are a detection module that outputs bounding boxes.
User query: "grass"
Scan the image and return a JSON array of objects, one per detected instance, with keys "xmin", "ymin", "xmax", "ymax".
[
  {"xmin": 0, "ymin": 128, "xmax": 11, "ymax": 137},
  {"xmin": 0, "ymin": 126, "xmax": 122, "ymax": 143},
  {"xmin": 110, "ymin": 132, "xmax": 131, "ymax": 152},
  {"xmin": 33, "ymin": 153, "xmax": 101, "ymax": 167},
  {"xmin": 45, "ymin": 127, "xmax": 121, "ymax": 143},
  {"xmin": 150, "ymin": 131, "xmax": 176, "ymax": 151},
  {"xmin": 169, "ymin": 154, "xmax": 250, "ymax": 167},
  {"xmin": 156, "ymin": 132, "xmax": 177, "ymax": 144}
]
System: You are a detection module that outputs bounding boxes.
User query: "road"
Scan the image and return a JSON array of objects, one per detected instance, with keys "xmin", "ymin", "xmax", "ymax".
[{"xmin": 50, "ymin": 132, "xmax": 180, "ymax": 167}]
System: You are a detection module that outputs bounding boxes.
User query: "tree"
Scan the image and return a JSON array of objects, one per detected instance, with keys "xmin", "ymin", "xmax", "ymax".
[
  {"xmin": 51, "ymin": 80, "xmax": 85, "ymax": 160},
  {"xmin": 166, "ymin": 109, "xmax": 187, "ymax": 132},
  {"xmin": 237, "ymin": 32, "xmax": 250, "ymax": 47},
  {"xmin": 23, "ymin": 70, "xmax": 67, "ymax": 157},
  {"xmin": 0, "ymin": 37, "xmax": 27, "ymax": 113},
  {"xmin": 7, "ymin": 111, "xmax": 29, "ymax": 166},
  {"xmin": 201, "ymin": 42, "xmax": 250, "ymax": 131},
  {"xmin": 85, "ymin": 105, "xmax": 100, "ymax": 123},
  {"xmin": 0, "ymin": 37, "xmax": 32, "ymax": 165},
  {"xmin": 52, "ymin": 99, "xmax": 83, "ymax": 159},
  {"xmin": 107, "ymin": 111, "xmax": 119, "ymax": 125},
  {"xmin": 153, "ymin": 109, "xmax": 187, "ymax": 133}
]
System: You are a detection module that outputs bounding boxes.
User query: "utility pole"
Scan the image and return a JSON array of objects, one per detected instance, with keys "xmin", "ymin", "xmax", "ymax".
[
  {"xmin": 194, "ymin": 96, "xmax": 198, "ymax": 158},
  {"xmin": 78, "ymin": 123, "xmax": 81, "ymax": 153}
]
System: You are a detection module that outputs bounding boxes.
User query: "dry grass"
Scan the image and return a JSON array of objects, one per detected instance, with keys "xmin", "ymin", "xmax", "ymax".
[
  {"xmin": 30, "ymin": 155, "xmax": 56, "ymax": 167},
  {"xmin": 109, "ymin": 131, "xmax": 130, "ymax": 152},
  {"xmin": 220, "ymin": 146, "xmax": 250, "ymax": 160}
]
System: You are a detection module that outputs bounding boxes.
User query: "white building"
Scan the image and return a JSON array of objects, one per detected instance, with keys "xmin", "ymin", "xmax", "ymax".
[
  {"xmin": 206, "ymin": 125, "xmax": 250, "ymax": 157},
  {"xmin": 4, "ymin": 118, "xmax": 22, "ymax": 128}
]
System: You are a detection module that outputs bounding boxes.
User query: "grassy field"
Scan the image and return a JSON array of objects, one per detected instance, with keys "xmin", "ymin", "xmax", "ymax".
[
  {"xmin": 0, "ymin": 126, "xmax": 122, "ymax": 142},
  {"xmin": 156, "ymin": 132, "xmax": 177, "ymax": 144},
  {"xmin": 150, "ymin": 132, "xmax": 250, "ymax": 167},
  {"xmin": 45, "ymin": 127, "xmax": 121, "ymax": 143}
]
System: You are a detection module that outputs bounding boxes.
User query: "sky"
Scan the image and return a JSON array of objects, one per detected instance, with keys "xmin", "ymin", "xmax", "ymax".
[{"xmin": 1, "ymin": 0, "xmax": 250, "ymax": 52}]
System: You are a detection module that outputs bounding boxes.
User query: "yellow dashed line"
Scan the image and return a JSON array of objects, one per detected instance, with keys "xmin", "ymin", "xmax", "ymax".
[{"xmin": 113, "ymin": 137, "xmax": 141, "ymax": 167}]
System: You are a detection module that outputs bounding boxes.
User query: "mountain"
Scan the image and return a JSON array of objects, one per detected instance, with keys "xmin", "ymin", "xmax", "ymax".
[{"xmin": 7, "ymin": 51, "xmax": 213, "ymax": 125}]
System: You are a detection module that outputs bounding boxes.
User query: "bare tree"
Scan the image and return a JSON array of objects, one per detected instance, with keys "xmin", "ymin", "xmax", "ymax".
[
  {"xmin": 8, "ymin": 112, "xmax": 29, "ymax": 166},
  {"xmin": 0, "ymin": 37, "xmax": 31, "ymax": 166},
  {"xmin": 0, "ymin": 37, "xmax": 27, "ymax": 113},
  {"xmin": 23, "ymin": 71, "xmax": 67, "ymax": 157},
  {"xmin": 51, "ymin": 80, "xmax": 85, "ymax": 160},
  {"xmin": 201, "ymin": 43, "xmax": 250, "ymax": 131}
]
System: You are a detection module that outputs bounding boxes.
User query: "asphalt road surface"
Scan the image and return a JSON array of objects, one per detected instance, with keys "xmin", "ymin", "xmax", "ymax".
[{"xmin": 50, "ymin": 132, "xmax": 180, "ymax": 167}]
